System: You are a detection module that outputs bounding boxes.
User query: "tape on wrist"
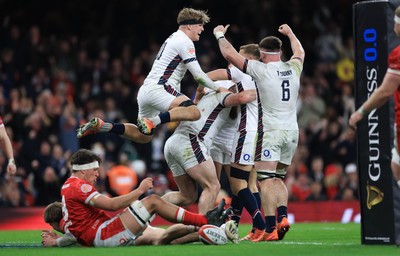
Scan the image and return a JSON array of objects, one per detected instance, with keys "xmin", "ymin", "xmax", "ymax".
[
  {"xmin": 357, "ymin": 106, "xmax": 367, "ymax": 116},
  {"xmin": 8, "ymin": 159, "xmax": 15, "ymax": 165},
  {"xmin": 395, "ymin": 15, "xmax": 400, "ymax": 24},
  {"xmin": 214, "ymin": 31, "xmax": 225, "ymax": 40}
]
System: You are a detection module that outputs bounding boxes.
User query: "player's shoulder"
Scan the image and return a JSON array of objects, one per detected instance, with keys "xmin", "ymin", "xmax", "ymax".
[
  {"xmin": 172, "ymin": 30, "xmax": 193, "ymax": 44},
  {"xmin": 63, "ymin": 177, "xmax": 87, "ymax": 189},
  {"xmin": 390, "ymin": 45, "xmax": 400, "ymax": 59}
]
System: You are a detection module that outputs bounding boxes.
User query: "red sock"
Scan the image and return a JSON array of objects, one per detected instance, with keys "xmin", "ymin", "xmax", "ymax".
[{"xmin": 175, "ymin": 207, "xmax": 207, "ymax": 226}]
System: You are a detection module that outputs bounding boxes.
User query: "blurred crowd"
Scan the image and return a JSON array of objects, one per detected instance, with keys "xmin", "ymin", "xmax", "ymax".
[{"xmin": 0, "ymin": 0, "xmax": 359, "ymax": 207}]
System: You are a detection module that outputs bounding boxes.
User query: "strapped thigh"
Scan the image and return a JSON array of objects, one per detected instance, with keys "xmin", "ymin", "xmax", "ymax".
[
  {"xmin": 128, "ymin": 200, "xmax": 152, "ymax": 227},
  {"xmin": 230, "ymin": 167, "xmax": 250, "ymax": 181},
  {"xmin": 276, "ymin": 168, "xmax": 287, "ymax": 180},
  {"xmin": 257, "ymin": 169, "xmax": 276, "ymax": 181}
]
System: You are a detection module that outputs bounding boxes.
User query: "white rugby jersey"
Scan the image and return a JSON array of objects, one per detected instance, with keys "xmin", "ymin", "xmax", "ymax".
[
  {"xmin": 245, "ymin": 59, "xmax": 302, "ymax": 131},
  {"xmin": 143, "ymin": 29, "xmax": 217, "ymax": 91},
  {"xmin": 174, "ymin": 80, "xmax": 234, "ymax": 149},
  {"xmin": 228, "ymin": 66, "xmax": 258, "ymax": 132}
]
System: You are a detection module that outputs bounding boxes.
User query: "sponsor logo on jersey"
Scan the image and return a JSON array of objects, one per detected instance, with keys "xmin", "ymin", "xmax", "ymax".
[
  {"xmin": 81, "ymin": 184, "xmax": 92, "ymax": 193},
  {"xmin": 263, "ymin": 149, "xmax": 271, "ymax": 158},
  {"xmin": 187, "ymin": 46, "xmax": 196, "ymax": 56}
]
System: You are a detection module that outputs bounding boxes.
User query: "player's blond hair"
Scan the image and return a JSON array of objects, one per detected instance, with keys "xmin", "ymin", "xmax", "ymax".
[
  {"xmin": 259, "ymin": 36, "xmax": 282, "ymax": 52},
  {"xmin": 177, "ymin": 8, "xmax": 210, "ymax": 25},
  {"xmin": 240, "ymin": 44, "xmax": 261, "ymax": 60},
  {"xmin": 396, "ymin": 6, "xmax": 400, "ymax": 17}
]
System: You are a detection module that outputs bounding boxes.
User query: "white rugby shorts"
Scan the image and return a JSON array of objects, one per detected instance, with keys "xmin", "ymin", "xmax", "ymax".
[
  {"xmin": 137, "ymin": 84, "xmax": 181, "ymax": 118},
  {"xmin": 164, "ymin": 133, "xmax": 210, "ymax": 177},
  {"xmin": 231, "ymin": 131, "xmax": 257, "ymax": 165},
  {"xmin": 255, "ymin": 130, "xmax": 299, "ymax": 165}
]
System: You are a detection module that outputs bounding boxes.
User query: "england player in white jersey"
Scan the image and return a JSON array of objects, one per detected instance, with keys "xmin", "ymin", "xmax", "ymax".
[
  {"xmin": 214, "ymin": 24, "xmax": 305, "ymax": 241},
  {"xmin": 135, "ymin": 8, "xmax": 229, "ymax": 136},
  {"xmin": 206, "ymin": 44, "xmax": 265, "ymax": 242},
  {"xmin": 76, "ymin": 8, "xmax": 227, "ymax": 143},
  {"xmin": 162, "ymin": 80, "xmax": 256, "ymax": 216}
]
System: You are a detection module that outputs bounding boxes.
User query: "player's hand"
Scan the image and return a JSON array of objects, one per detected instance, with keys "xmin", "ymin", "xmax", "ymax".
[
  {"xmin": 7, "ymin": 162, "xmax": 16, "ymax": 175},
  {"xmin": 213, "ymin": 24, "xmax": 230, "ymax": 37},
  {"xmin": 138, "ymin": 177, "xmax": 153, "ymax": 193},
  {"xmin": 41, "ymin": 230, "xmax": 59, "ymax": 247},
  {"xmin": 349, "ymin": 111, "xmax": 363, "ymax": 130},
  {"xmin": 41, "ymin": 230, "xmax": 59, "ymax": 239},
  {"xmin": 42, "ymin": 235, "xmax": 58, "ymax": 247},
  {"xmin": 278, "ymin": 24, "xmax": 293, "ymax": 36}
]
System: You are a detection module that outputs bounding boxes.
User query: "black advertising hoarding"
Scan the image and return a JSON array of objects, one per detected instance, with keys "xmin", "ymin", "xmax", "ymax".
[{"xmin": 353, "ymin": 0, "xmax": 395, "ymax": 244}]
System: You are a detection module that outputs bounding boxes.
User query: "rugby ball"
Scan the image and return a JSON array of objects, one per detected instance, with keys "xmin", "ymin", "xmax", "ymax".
[{"xmin": 198, "ymin": 224, "xmax": 228, "ymax": 245}]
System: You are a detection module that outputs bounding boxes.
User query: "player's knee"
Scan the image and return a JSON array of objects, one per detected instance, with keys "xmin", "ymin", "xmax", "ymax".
[
  {"xmin": 211, "ymin": 181, "xmax": 221, "ymax": 192},
  {"xmin": 128, "ymin": 200, "xmax": 153, "ymax": 227}
]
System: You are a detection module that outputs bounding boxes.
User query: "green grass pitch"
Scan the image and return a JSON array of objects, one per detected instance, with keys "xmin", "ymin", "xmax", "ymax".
[{"xmin": 0, "ymin": 223, "xmax": 398, "ymax": 256}]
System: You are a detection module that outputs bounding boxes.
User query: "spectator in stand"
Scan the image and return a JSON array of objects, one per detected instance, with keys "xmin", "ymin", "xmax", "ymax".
[
  {"xmin": 323, "ymin": 162, "xmax": 343, "ymax": 200},
  {"xmin": 291, "ymin": 173, "xmax": 312, "ymax": 201},
  {"xmin": 337, "ymin": 163, "xmax": 359, "ymax": 201},
  {"xmin": 105, "ymin": 163, "xmax": 138, "ymax": 197},
  {"xmin": 333, "ymin": 127, "xmax": 356, "ymax": 167},
  {"xmin": 305, "ymin": 181, "xmax": 327, "ymax": 201},
  {"xmin": 297, "ymin": 82, "xmax": 326, "ymax": 131},
  {"xmin": 308, "ymin": 155, "xmax": 325, "ymax": 184},
  {"xmin": 0, "ymin": 116, "xmax": 16, "ymax": 175}
]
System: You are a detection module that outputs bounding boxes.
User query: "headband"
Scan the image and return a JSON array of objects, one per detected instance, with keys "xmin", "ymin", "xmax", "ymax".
[
  {"xmin": 260, "ymin": 50, "xmax": 280, "ymax": 55},
  {"xmin": 72, "ymin": 161, "xmax": 99, "ymax": 171},
  {"xmin": 179, "ymin": 19, "xmax": 202, "ymax": 25},
  {"xmin": 395, "ymin": 15, "xmax": 400, "ymax": 24}
]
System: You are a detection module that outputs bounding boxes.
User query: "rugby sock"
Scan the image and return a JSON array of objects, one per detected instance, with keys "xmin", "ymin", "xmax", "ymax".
[
  {"xmin": 159, "ymin": 112, "xmax": 171, "ymax": 124},
  {"xmin": 265, "ymin": 215, "xmax": 276, "ymax": 233},
  {"xmin": 109, "ymin": 123, "xmax": 125, "ymax": 135},
  {"xmin": 149, "ymin": 116, "xmax": 161, "ymax": 126},
  {"xmin": 238, "ymin": 188, "xmax": 265, "ymax": 230},
  {"xmin": 175, "ymin": 207, "xmax": 207, "ymax": 227},
  {"xmin": 150, "ymin": 112, "xmax": 171, "ymax": 126},
  {"xmin": 99, "ymin": 122, "xmax": 112, "ymax": 132},
  {"xmin": 230, "ymin": 195, "xmax": 243, "ymax": 226},
  {"xmin": 277, "ymin": 205, "xmax": 288, "ymax": 223},
  {"xmin": 253, "ymin": 192, "xmax": 261, "ymax": 209}
]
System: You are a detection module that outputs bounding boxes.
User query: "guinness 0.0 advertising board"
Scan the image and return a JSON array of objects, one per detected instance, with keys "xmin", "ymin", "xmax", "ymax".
[{"xmin": 353, "ymin": 0, "xmax": 395, "ymax": 244}]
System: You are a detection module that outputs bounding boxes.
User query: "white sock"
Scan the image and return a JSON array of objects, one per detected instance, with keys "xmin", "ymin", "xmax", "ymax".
[
  {"xmin": 397, "ymin": 180, "xmax": 400, "ymax": 189},
  {"xmin": 149, "ymin": 116, "xmax": 161, "ymax": 126}
]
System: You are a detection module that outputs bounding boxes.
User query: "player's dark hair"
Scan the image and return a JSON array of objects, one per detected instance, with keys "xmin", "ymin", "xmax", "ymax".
[
  {"xmin": 70, "ymin": 149, "xmax": 102, "ymax": 172},
  {"xmin": 259, "ymin": 36, "xmax": 282, "ymax": 52},
  {"xmin": 239, "ymin": 44, "xmax": 261, "ymax": 60}
]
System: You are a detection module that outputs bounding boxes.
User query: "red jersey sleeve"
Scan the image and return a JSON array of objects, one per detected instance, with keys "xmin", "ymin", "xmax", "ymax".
[{"xmin": 388, "ymin": 46, "xmax": 400, "ymax": 72}]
